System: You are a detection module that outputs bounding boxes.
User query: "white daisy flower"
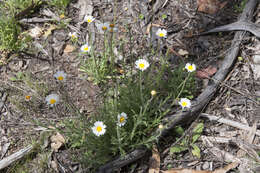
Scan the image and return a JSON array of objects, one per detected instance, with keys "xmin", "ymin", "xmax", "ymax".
[
  {"xmin": 117, "ymin": 112, "xmax": 127, "ymax": 127},
  {"xmin": 96, "ymin": 22, "xmax": 110, "ymax": 34},
  {"xmin": 135, "ymin": 59, "xmax": 150, "ymax": 71},
  {"xmin": 185, "ymin": 63, "xmax": 196, "ymax": 72},
  {"xmin": 68, "ymin": 32, "xmax": 78, "ymax": 39},
  {"xmin": 46, "ymin": 94, "xmax": 59, "ymax": 107},
  {"xmin": 178, "ymin": 98, "xmax": 191, "ymax": 109},
  {"xmin": 156, "ymin": 28, "xmax": 167, "ymax": 38},
  {"xmin": 80, "ymin": 43, "xmax": 91, "ymax": 53},
  {"xmin": 84, "ymin": 15, "xmax": 95, "ymax": 23},
  {"xmin": 92, "ymin": 121, "xmax": 106, "ymax": 136},
  {"xmin": 54, "ymin": 71, "xmax": 67, "ymax": 82}
]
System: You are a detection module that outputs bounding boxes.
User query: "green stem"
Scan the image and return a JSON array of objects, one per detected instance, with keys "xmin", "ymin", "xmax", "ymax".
[
  {"xmin": 116, "ymin": 125, "xmax": 124, "ymax": 155},
  {"xmin": 139, "ymin": 72, "xmax": 144, "ymax": 105},
  {"xmin": 176, "ymin": 73, "xmax": 191, "ymax": 99}
]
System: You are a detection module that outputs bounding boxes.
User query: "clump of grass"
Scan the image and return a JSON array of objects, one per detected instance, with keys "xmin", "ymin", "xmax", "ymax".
[
  {"xmin": 61, "ymin": 22, "xmax": 197, "ymax": 170},
  {"xmin": 5, "ymin": 13, "xmax": 197, "ymax": 172}
]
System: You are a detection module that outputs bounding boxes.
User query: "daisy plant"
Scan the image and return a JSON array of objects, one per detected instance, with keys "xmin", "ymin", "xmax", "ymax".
[
  {"xmin": 45, "ymin": 94, "xmax": 59, "ymax": 107},
  {"xmin": 25, "ymin": 95, "xmax": 31, "ymax": 101},
  {"xmin": 62, "ymin": 23, "xmax": 198, "ymax": 170},
  {"xmin": 68, "ymin": 32, "xmax": 78, "ymax": 43},
  {"xmin": 80, "ymin": 43, "xmax": 91, "ymax": 53},
  {"xmin": 84, "ymin": 15, "xmax": 95, "ymax": 23},
  {"xmin": 156, "ymin": 28, "xmax": 167, "ymax": 38},
  {"xmin": 96, "ymin": 22, "xmax": 110, "ymax": 34},
  {"xmin": 135, "ymin": 59, "xmax": 150, "ymax": 71},
  {"xmin": 178, "ymin": 98, "xmax": 191, "ymax": 109},
  {"xmin": 69, "ymin": 32, "xmax": 77, "ymax": 39},
  {"xmin": 92, "ymin": 121, "xmax": 106, "ymax": 136},
  {"xmin": 54, "ymin": 71, "xmax": 67, "ymax": 82},
  {"xmin": 185, "ymin": 63, "xmax": 196, "ymax": 72},
  {"xmin": 117, "ymin": 112, "xmax": 127, "ymax": 127}
]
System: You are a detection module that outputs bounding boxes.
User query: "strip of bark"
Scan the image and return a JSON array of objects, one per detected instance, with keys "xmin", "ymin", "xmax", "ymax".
[
  {"xmin": 200, "ymin": 21, "xmax": 260, "ymax": 38},
  {"xmin": 0, "ymin": 145, "xmax": 33, "ymax": 170},
  {"xmin": 97, "ymin": 0, "xmax": 258, "ymax": 172}
]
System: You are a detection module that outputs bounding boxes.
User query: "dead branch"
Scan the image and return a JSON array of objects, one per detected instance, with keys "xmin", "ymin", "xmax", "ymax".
[
  {"xmin": 0, "ymin": 145, "xmax": 33, "ymax": 170},
  {"xmin": 200, "ymin": 21, "xmax": 260, "ymax": 38}
]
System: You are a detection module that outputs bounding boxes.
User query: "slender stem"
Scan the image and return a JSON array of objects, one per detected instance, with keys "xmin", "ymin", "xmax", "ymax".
[
  {"xmin": 176, "ymin": 73, "xmax": 191, "ymax": 99},
  {"xmin": 139, "ymin": 72, "xmax": 144, "ymax": 105},
  {"xmin": 116, "ymin": 125, "xmax": 124, "ymax": 155}
]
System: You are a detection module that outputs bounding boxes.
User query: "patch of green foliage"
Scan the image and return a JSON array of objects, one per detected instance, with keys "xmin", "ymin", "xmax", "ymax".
[
  {"xmin": 47, "ymin": 0, "xmax": 71, "ymax": 13},
  {"xmin": 170, "ymin": 123, "xmax": 204, "ymax": 158},
  {"xmin": 0, "ymin": 17, "xmax": 21, "ymax": 51},
  {"xmin": 0, "ymin": 0, "xmax": 40, "ymax": 17},
  {"xmin": 0, "ymin": 0, "xmax": 40, "ymax": 52},
  {"xmin": 234, "ymin": 0, "xmax": 247, "ymax": 13},
  {"xmin": 64, "ymin": 55, "xmax": 196, "ymax": 170}
]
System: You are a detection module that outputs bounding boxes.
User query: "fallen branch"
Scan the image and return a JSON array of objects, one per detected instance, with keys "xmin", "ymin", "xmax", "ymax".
[
  {"xmin": 97, "ymin": 0, "xmax": 259, "ymax": 172},
  {"xmin": 200, "ymin": 21, "xmax": 260, "ymax": 38},
  {"xmin": 200, "ymin": 113, "xmax": 260, "ymax": 136},
  {"xmin": 0, "ymin": 145, "xmax": 33, "ymax": 170}
]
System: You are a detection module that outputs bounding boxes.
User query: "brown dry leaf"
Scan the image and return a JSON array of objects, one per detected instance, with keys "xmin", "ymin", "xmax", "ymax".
[
  {"xmin": 50, "ymin": 132, "xmax": 65, "ymax": 152},
  {"xmin": 197, "ymin": 0, "xmax": 227, "ymax": 14},
  {"xmin": 161, "ymin": 162, "xmax": 238, "ymax": 173},
  {"xmin": 146, "ymin": 23, "xmax": 152, "ymax": 35},
  {"xmin": 28, "ymin": 26, "xmax": 43, "ymax": 38},
  {"xmin": 148, "ymin": 146, "xmax": 160, "ymax": 173},
  {"xmin": 196, "ymin": 66, "xmax": 217, "ymax": 79},
  {"xmin": 64, "ymin": 45, "xmax": 76, "ymax": 53},
  {"xmin": 178, "ymin": 49, "xmax": 189, "ymax": 56}
]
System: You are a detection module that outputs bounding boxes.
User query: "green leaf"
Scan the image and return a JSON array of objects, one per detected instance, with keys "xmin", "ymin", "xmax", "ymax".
[
  {"xmin": 162, "ymin": 14, "xmax": 167, "ymax": 19},
  {"xmin": 170, "ymin": 145, "xmax": 188, "ymax": 154},
  {"xmin": 16, "ymin": 71, "xmax": 23, "ymax": 79},
  {"xmin": 193, "ymin": 123, "xmax": 204, "ymax": 134},
  {"xmin": 191, "ymin": 144, "xmax": 201, "ymax": 158},
  {"xmin": 192, "ymin": 134, "xmax": 201, "ymax": 144},
  {"xmin": 9, "ymin": 76, "xmax": 17, "ymax": 81},
  {"xmin": 139, "ymin": 14, "xmax": 144, "ymax": 20},
  {"xmin": 174, "ymin": 126, "xmax": 184, "ymax": 135},
  {"xmin": 192, "ymin": 123, "xmax": 204, "ymax": 143}
]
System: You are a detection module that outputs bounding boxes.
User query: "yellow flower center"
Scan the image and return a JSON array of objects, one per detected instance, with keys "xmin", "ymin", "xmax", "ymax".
[
  {"xmin": 188, "ymin": 65, "xmax": 193, "ymax": 71},
  {"xmin": 25, "ymin": 95, "xmax": 31, "ymax": 100},
  {"xmin": 102, "ymin": 26, "xmax": 107, "ymax": 31},
  {"xmin": 119, "ymin": 117, "xmax": 125, "ymax": 123},
  {"xmin": 96, "ymin": 126, "xmax": 102, "ymax": 132},
  {"xmin": 181, "ymin": 101, "xmax": 187, "ymax": 107},
  {"xmin": 71, "ymin": 35, "xmax": 75, "ymax": 38},
  {"xmin": 50, "ymin": 99, "xmax": 56, "ymax": 105},
  {"xmin": 139, "ymin": 63, "xmax": 145, "ymax": 69},
  {"xmin": 87, "ymin": 19, "xmax": 92, "ymax": 23},
  {"xmin": 84, "ymin": 46, "xmax": 89, "ymax": 51},
  {"xmin": 159, "ymin": 32, "xmax": 165, "ymax": 37},
  {"xmin": 109, "ymin": 24, "xmax": 115, "ymax": 28},
  {"xmin": 57, "ymin": 76, "xmax": 64, "ymax": 81}
]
